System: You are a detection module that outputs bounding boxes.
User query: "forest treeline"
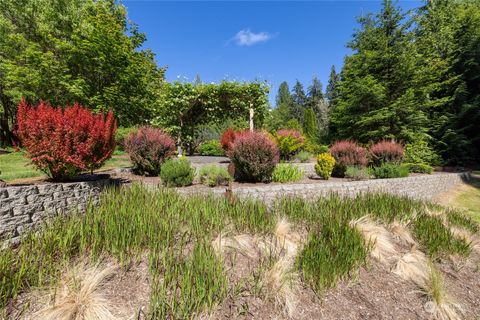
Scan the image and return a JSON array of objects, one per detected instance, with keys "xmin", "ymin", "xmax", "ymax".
[{"xmin": 269, "ymin": 0, "xmax": 479, "ymax": 165}]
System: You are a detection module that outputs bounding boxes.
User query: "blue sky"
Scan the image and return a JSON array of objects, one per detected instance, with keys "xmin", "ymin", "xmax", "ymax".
[{"xmin": 123, "ymin": 0, "xmax": 422, "ymax": 104}]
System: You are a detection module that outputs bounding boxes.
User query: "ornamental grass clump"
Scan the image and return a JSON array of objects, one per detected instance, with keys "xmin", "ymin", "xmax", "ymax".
[
  {"xmin": 274, "ymin": 129, "xmax": 305, "ymax": 160},
  {"xmin": 369, "ymin": 140, "xmax": 404, "ymax": 166},
  {"xmin": 314, "ymin": 153, "xmax": 336, "ymax": 180},
  {"xmin": 16, "ymin": 99, "xmax": 116, "ymax": 181},
  {"xmin": 330, "ymin": 140, "xmax": 368, "ymax": 177},
  {"xmin": 124, "ymin": 126, "xmax": 176, "ymax": 176},
  {"xmin": 272, "ymin": 164, "xmax": 304, "ymax": 183},
  {"xmin": 230, "ymin": 130, "xmax": 279, "ymax": 182}
]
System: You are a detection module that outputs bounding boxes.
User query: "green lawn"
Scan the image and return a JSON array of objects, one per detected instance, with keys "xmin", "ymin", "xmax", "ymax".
[
  {"xmin": 455, "ymin": 176, "xmax": 480, "ymax": 222},
  {"xmin": 440, "ymin": 174, "xmax": 480, "ymax": 223},
  {"xmin": 0, "ymin": 150, "xmax": 131, "ymax": 182}
]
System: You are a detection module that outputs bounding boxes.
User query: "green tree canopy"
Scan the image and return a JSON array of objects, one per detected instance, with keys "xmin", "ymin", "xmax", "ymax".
[
  {"xmin": 331, "ymin": 0, "xmax": 428, "ymax": 144},
  {"xmin": 0, "ymin": 0, "xmax": 164, "ymax": 145}
]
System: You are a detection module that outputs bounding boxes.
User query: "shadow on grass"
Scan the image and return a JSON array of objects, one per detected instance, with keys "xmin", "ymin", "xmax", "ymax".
[{"xmin": 461, "ymin": 172, "xmax": 480, "ymax": 189}]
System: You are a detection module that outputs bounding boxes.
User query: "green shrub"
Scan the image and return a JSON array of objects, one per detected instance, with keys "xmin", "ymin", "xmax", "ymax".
[
  {"xmin": 160, "ymin": 158, "xmax": 195, "ymax": 187},
  {"xmin": 272, "ymin": 164, "xmax": 304, "ymax": 183},
  {"xmin": 198, "ymin": 140, "xmax": 224, "ymax": 156},
  {"xmin": 304, "ymin": 142, "xmax": 329, "ymax": 155},
  {"xmin": 198, "ymin": 165, "xmax": 232, "ymax": 187},
  {"xmin": 315, "ymin": 153, "xmax": 336, "ymax": 180},
  {"xmin": 402, "ymin": 162, "xmax": 433, "ymax": 174},
  {"xmin": 404, "ymin": 140, "xmax": 442, "ymax": 166},
  {"xmin": 274, "ymin": 129, "xmax": 305, "ymax": 159},
  {"xmin": 116, "ymin": 127, "xmax": 137, "ymax": 151},
  {"xmin": 296, "ymin": 151, "xmax": 312, "ymax": 163},
  {"xmin": 372, "ymin": 163, "xmax": 409, "ymax": 179},
  {"xmin": 345, "ymin": 166, "xmax": 371, "ymax": 180}
]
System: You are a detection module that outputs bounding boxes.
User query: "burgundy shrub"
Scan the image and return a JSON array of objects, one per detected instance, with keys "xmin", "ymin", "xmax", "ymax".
[
  {"xmin": 230, "ymin": 131, "xmax": 280, "ymax": 182},
  {"xmin": 330, "ymin": 140, "xmax": 368, "ymax": 176},
  {"xmin": 124, "ymin": 126, "xmax": 176, "ymax": 175},
  {"xmin": 369, "ymin": 140, "xmax": 404, "ymax": 166}
]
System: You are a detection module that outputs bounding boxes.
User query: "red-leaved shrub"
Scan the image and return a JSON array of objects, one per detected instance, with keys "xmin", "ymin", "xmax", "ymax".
[
  {"xmin": 330, "ymin": 140, "xmax": 368, "ymax": 177},
  {"xmin": 16, "ymin": 100, "xmax": 116, "ymax": 181},
  {"xmin": 220, "ymin": 128, "xmax": 238, "ymax": 156},
  {"xmin": 274, "ymin": 129, "xmax": 305, "ymax": 159},
  {"xmin": 230, "ymin": 131, "xmax": 280, "ymax": 182},
  {"xmin": 369, "ymin": 140, "xmax": 404, "ymax": 166},
  {"xmin": 124, "ymin": 126, "xmax": 176, "ymax": 175}
]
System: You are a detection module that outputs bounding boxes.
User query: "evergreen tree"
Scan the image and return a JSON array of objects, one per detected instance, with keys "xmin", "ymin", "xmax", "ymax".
[
  {"xmin": 194, "ymin": 74, "xmax": 203, "ymax": 85},
  {"xmin": 307, "ymin": 77, "xmax": 330, "ymax": 142},
  {"xmin": 307, "ymin": 77, "xmax": 324, "ymax": 104},
  {"xmin": 331, "ymin": 0, "xmax": 427, "ymax": 144},
  {"xmin": 303, "ymin": 107, "xmax": 319, "ymax": 143},
  {"xmin": 325, "ymin": 65, "xmax": 340, "ymax": 106},
  {"xmin": 276, "ymin": 81, "xmax": 292, "ymax": 107},
  {"xmin": 414, "ymin": 0, "xmax": 480, "ymax": 164},
  {"xmin": 268, "ymin": 81, "xmax": 293, "ymax": 129},
  {"xmin": 291, "ymin": 80, "xmax": 307, "ymax": 123}
]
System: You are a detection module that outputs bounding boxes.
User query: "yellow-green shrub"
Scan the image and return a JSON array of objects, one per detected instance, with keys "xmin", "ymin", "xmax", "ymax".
[{"xmin": 315, "ymin": 153, "xmax": 336, "ymax": 180}]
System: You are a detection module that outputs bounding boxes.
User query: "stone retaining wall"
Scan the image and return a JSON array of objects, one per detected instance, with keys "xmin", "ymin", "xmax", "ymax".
[
  {"xmin": 0, "ymin": 172, "xmax": 469, "ymax": 246},
  {"xmin": 178, "ymin": 172, "xmax": 469, "ymax": 204},
  {"xmin": 0, "ymin": 179, "xmax": 112, "ymax": 246}
]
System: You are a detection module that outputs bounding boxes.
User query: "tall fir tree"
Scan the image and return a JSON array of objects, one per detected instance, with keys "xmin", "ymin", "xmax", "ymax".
[
  {"xmin": 276, "ymin": 81, "xmax": 292, "ymax": 107},
  {"xmin": 325, "ymin": 65, "xmax": 340, "ymax": 106},
  {"xmin": 267, "ymin": 81, "xmax": 293, "ymax": 130},
  {"xmin": 303, "ymin": 107, "xmax": 319, "ymax": 142},
  {"xmin": 307, "ymin": 77, "xmax": 324, "ymax": 104},
  {"xmin": 413, "ymin": 0, "xmax": 480, "ymax": 164},
  {"xmin": 291, "ymin": 80, "xmax": 307, "ymax": 123},
  {"xmin": 307, "ymin": 77, "xmax": 330, "ymax": 142},
  {"xmin": 331, "ymin": 0, "xmax": 427, "ymax": 144}
]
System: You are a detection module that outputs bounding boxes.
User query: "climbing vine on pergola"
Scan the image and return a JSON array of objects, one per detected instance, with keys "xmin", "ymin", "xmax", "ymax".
[{"xmin": 152, "ymin": 80, "xmax": 270, "ymax": 153}]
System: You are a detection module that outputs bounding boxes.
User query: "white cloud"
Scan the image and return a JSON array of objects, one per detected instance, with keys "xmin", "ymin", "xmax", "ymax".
[{"xmin": 230, "ymin": 29, "xmax": 272, "ymax": 46}]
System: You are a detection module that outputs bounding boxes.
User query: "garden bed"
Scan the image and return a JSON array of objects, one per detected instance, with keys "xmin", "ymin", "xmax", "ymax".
[{"xmin": 2, "ymin": 187, "xmax": 480, "ymax": 319}]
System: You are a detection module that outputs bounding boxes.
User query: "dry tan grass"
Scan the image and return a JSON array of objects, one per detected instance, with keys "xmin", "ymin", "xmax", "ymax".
[
  {"xmin": 394, "ymin": 248, "xmax": 463, "ymax": 320},
  {"xmin": 30, "ymin": 262, "xmax": 117, "ymax": 320},
  {"xmin": 422, "ymin": 266, "xmax": 464, "ymax": 320},
  {"xmin": 393, "ymin": 247, "xmax": 430, "ymax": 287},
  {"xmin": 425, "ymin": 206, "xmax": 445, "ymax": 217},
  {"xmin": 448, "ymin": 226, "xmax": 480, "ymax": 253},
  {"xmin": 263, "ymin": 256, "xmax": 300, "ymax": 319},
  {"xmin": 273, "ymin": 217, "xmax": 305, "ymax": 259},
  {"xmin": 389, "ymin": 220, "xmax": 416, "ymax": 246},
  {"xmin": 350, "ymin": 216, "xmax": 398, "ymax": 263},
  {"xmin": 212, "ymin": 217, "xmax": 304, "ymax": 318},
  {"xmin": 211, "ymin": 233, "xmax": 259, "ymax": 259}
]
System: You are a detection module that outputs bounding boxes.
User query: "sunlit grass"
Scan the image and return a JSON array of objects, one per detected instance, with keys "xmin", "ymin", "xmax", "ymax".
[
  {"xmin": 0, "ymin": 150, "xmax": 131, "ymax": 182},
  {"xmin": 438, "ymin": 175, "xmax": 480, "ymax": 223},
  {"xmin": 0, "ymin": 151, "xmax": 45, "ymax": 181}
]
